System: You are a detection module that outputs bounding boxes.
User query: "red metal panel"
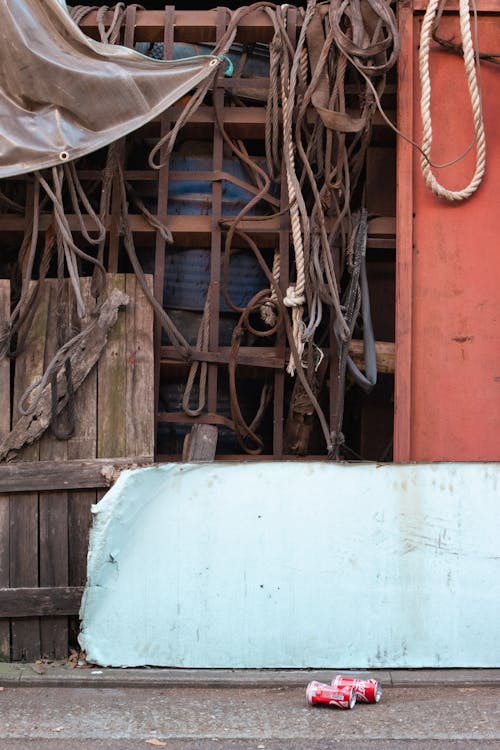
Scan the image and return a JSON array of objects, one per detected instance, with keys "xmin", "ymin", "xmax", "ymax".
[{"xmin": 396, "ymin": 6, "xmax": 500, "ymax": 460}]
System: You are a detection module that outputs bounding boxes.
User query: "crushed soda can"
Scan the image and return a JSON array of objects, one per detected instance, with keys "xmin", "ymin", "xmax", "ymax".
[
  {"xmin": 306, "ymin": 680, "xmax": 356, "ymax": 709},
  {"xmin": 332, "ymin": 674, "xmax": 382, "ymax": 704}
]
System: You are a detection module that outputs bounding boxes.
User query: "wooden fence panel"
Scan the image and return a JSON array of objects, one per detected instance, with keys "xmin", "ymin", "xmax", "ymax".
[{"xmin": 0, "ymin": 274, "xmax": 154, "ymax": 660}]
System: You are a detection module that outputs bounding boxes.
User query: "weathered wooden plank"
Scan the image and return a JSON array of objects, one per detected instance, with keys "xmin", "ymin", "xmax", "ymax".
[
  {"xmin": 0, "ymin": 280, "xmax": 10, "ymax": 659},
  {"xmin": 182, "ymin": 425, "xmax": 218, "ymax": 462},
  {"xmin": 161, "ymin": 341, "xmax": 394, "ymax": 373},
  {"xmin": 0, "ymin": 213, "xmax": 396, "ymax": 246},
  {"xmin": 160, "ymin": 345, "xmax": 285, "ymax": 369},
  {"xmin": 125, "ymin": 275, "xmax": 154, "ymax": 458},
  {"xmin": 39, "ymin": 491, "xmax": 69, "ymax": 658},
  {"xmin": 67, "ymin": 278, "xmax": 98, "ymax": 462},
  {"xmin": 10, "ymin": 281, "xmax": 50, "ymax": 661},
  {"xmin": 349, "ymin": 340, "xmax": 395, "ymax": 375},
  {"xmin": 80, "ymin": 8, "xmax": 281, "ymax": 43},
  {"xmin": 98, "ymin": 275, "xmax": 127, "ymax": 458},
  {"xmin": 0, "ymin": 587, "xmax": 83, "ymax": 618},
  {"xmin": 39, "ymin": 281, "xmax": 69, "ymax": 659},
  {"xmin": 0, "ymin": 458, "xmax": 153, "ymax": 494},
  {"xmin": 67, "ymin": 277, "xmax": 97, "ymax": 648}
]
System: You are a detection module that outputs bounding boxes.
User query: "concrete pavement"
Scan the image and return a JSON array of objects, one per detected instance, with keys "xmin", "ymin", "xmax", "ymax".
[
  {"xmin": 0, "ymin": 673, "xmax": 499, "ymax": 749},
  {"xmin": 0, "ymin": 685, "xmax": 499, "ymax": 748}
]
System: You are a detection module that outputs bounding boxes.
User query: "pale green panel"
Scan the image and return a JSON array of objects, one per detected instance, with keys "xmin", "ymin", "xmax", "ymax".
[{"xmin": 79, "ymin": 463, "xmax": 500, "ymax": 667}]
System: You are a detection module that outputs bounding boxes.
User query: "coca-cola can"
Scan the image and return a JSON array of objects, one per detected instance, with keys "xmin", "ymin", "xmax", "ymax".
[
  {"xmin": 306, "ymin": 680, "xmax": 356, "ymax": 709},
  {"xmin": 332, "ymin": 675, "xmax": 382, "ymax": 704}
]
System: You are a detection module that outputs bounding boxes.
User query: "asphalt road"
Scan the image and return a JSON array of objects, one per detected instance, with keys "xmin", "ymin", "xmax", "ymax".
[{"xmin": 1, "ymin": 685, "xmax": 500, "ymax": 749}]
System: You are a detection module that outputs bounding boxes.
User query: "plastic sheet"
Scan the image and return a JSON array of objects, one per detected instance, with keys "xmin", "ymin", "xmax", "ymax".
[{"xmin": 0, "ymin": 0, "xmax": 223, "ymax": 177}]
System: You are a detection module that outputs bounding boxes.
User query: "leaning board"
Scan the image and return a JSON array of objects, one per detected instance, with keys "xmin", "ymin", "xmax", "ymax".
[{"xmin": 80, "ymin": 461, "xmax": 500, "ymax": 668}]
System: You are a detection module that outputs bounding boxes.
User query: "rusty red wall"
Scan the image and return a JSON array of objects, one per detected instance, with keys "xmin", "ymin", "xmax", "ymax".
[{"xmin": 396, "ymin": 3, "xmax": 500, "ymax": 461}]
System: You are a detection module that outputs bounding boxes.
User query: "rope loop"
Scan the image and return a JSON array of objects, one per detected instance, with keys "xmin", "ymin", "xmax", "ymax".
[{"xmin": 419, "ymin": 0, "xmax": 486, "ymax": 201}]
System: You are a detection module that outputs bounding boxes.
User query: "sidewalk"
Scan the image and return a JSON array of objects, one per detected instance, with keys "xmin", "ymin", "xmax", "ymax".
[
  {"xmin": 1, "ymin": 680, "xmax": 500, "ymax": 749},
  {"xmin": 1, "ymin": 662, "xmax": 500, "ymax": 689}
]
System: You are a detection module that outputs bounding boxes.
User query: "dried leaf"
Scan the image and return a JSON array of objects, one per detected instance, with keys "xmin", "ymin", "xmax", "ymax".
[
  {"xmin": 32, "ymin": 661, "xmax": 46, "ymax": 675},
  {"xmin": 145, "ymin": 740, "xmax": 167, "ymax": 747}
]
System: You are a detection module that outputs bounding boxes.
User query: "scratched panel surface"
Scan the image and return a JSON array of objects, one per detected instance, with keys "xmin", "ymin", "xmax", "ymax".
[
  {"xmin": 410, "ymin": 15, "xmax": 500, "ymax": 460},
  {"xmin": 79, "ymin": 462, "xmax": 500, "ymax": 667}
]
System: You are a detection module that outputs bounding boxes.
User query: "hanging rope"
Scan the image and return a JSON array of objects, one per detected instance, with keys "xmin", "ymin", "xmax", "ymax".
[{"xmin": 419, "ymin": 0, "xmax": 486, "ymax": 201}]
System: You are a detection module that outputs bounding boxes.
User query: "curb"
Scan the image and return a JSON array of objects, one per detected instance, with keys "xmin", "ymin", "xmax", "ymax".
[{"xmin": 1, "ymin": 665, "xmax": 500, "ymax": 689}]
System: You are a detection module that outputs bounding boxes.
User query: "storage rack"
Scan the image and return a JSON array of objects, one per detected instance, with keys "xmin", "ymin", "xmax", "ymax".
[{"xmin": 0, "ymin": 7, "xmax": 396, "ymax": 461}]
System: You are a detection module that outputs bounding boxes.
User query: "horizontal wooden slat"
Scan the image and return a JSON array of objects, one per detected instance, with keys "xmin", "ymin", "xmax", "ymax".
[
  {"xmin": 349, "ymin": 340, "xmax": 395, "ymax": 375},
  {"xmin": 80, "ymin": 8, "xmax": 304, "ymax": 43},
  {"xmin": 161, "ymin": 340, "xmax": 395, "ymax": 373},
  {"xmin": 0, "ymin": 587, "xmax": 84, "ymax": 618},
  {"xmin": 161, "ymin": 346, "xmax": 285, "ymax": 370},
  {"xmin": 0, "ymin": 457, "xmax": 153, "ymax": 494},
  {"xmin": 157, "ymin": 412, "xmax": 235, "ymax": 430},
  {"xmin": 0, "ymin": 214, "xmax": 396, "ymax": 247}
]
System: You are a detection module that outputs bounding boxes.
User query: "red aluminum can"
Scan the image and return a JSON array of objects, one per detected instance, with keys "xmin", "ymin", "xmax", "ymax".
[
  {"xmin": 306, "ymin": 680, "xmax": 356, "ymax": 709},
  {"xmin": 332, "ymin": 675, "xmax": 382, "ymax": 704}
]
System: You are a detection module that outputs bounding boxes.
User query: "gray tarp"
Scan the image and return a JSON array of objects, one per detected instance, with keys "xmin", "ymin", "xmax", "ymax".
[{"xmin": 0, "ymin": 0, "xmax": 223, "ymax": 177}]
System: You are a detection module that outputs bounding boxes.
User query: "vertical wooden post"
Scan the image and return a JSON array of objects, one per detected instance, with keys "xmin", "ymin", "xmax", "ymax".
[
  {"xmin": 206, "ymin": 8, "xmax": 227, "ymax": 419},
  {"xmin": 108, "ymin": 6, "xmax": 138, "ymax": 275},
  {"xmin": 0, "ymin": 280, "xmax": 11, "ymax": 659},
  {"xmin": 394, "ymin": 0, "xmax": 414, "ymax": 462},
  {"xmin": 153, "ymin": 5, "xmax": 175, "ymax": 458}
]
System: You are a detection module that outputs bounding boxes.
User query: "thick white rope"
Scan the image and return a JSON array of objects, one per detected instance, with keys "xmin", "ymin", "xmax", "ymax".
[
  {"xmin": 420, "ymin": 0, "xmax": 486, "ymax": 201},
  {"xmin": 281, "ymin": 63, "xmax": 306, "ymax": 376},
  {"xmin": 280, "ymin": 4, "xmax": 313, "ymax": 376}
]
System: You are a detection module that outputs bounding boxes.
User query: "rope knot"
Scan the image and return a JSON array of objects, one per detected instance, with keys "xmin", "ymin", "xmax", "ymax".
[
  {"xmin": 260, "ymin": 301, "xmax": 278, "ymax": 328},
  {"xmin": 283, "ymin": 285, "xmax": 305, "ymax": 308}
]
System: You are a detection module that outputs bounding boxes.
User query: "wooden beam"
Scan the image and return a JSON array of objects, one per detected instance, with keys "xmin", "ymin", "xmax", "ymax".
[
  {"xmin": 79, "ymin": 9, "xmax": 293, "ymax": 43},
  {"xmin": 349, "ymin": 340, "xmax": 395, "ymax": 375},
  {"xmin": 161, "ymin": 341, "xmax": 395, "ymax": 373},
  {"xmin": 0, "ymin": 214, "xmax": 395, "ymax": 247},
  {"xmin": 0, "ymin": 587, "xmax": 83, "ymax": 618},
  {"xmin": 0, "ymin": 458, "xmax": 153, "ymax": 495}
]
